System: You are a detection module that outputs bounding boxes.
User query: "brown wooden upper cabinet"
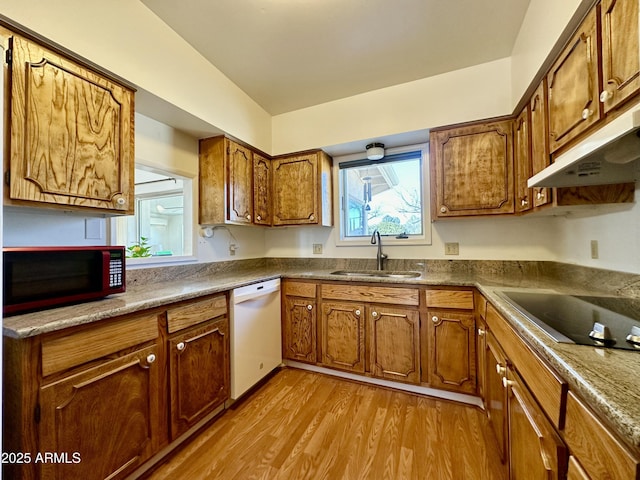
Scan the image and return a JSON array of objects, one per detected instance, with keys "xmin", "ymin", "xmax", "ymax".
[
  {"xmin": 514, "ymin": 106, "xmax": 532, "ymax": 214},
  {"xmin": 430, "ymin": 118, "xmax": 514, "ymax": 218},
  {"xmin": 548, "ymin": 0, "xmax": 640, "ymax": 154},
  {"xmin": 272, "ymin": 151, "xmax": 333, "ymax": 226},
  {"xmin": 529, "ymin": 80, "xmax": 553, "ymax": 208},
  {"xmin": 199, "ymin": 137, "xmax": 261, "ymax": 226},
  {"xmin": 547, "ymin": 8, "xmax": 601, "ymax": 153},
  {"xmin": 199, "ymin": 137, "xmax": 332, "ymax": 227},
  {"xmin": 6, "ymin": 35, "xmax": 135, "ymax": 214},
  {"xmin": 600, "ymin": 0, "xmax": 640, "ymax": 114}
]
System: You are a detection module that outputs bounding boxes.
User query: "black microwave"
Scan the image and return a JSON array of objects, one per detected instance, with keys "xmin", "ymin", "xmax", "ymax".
[{"xmin": 3, "ymin": 246, "xmax": 126, "ymax": 316}]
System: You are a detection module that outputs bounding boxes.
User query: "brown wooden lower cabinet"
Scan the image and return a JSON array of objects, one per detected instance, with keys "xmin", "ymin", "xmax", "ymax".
[
  {"xmin": 282, "ymin": 295, "xmax": 317, "ymax": 363},
  {"xmin": 39, "ymin": 344, "xmax": 161, "ymax": 480},
  {"xmin": 320, "ymin": 301, "xmax": 366, "ymax": 373},
  {"xmin": 427, "ymin": 308, "xmax": 476, "ymax": 394},
  {"xmin": 505, "ymin": 368, "xmax": 567, "ymax": 479},
  {"xmin": 485, "ymin": 331, "xmax": 509, "ymax": 464},
  {"xmin": 3, "ymin": 294, "xmax": 230, "ymax": 480},
  {"xmin": 168, "ymin": 317, "xmax": 229, "ymax": 440},
  {"xmin": 369, "ymin": 304, "xmax": 420, "ymax": 384},
  {"xmin": 563, "ymin": 391, "xmax": 640, "ymax": 479}
]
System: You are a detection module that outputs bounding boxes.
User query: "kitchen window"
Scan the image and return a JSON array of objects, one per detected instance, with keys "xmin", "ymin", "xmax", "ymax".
[
  {"xmin": 113, "ymin": 166, "xmax": 195, "ymax": 264},
  {"xmin": 335, "ymin": 144, "xmax": 431, "ymax": 246}
]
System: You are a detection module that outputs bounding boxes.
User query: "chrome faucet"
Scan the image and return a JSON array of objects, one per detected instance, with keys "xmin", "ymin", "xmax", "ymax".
[{"xmin": 370, "ymin": 230, "xmax": 388, "ymax": 270}]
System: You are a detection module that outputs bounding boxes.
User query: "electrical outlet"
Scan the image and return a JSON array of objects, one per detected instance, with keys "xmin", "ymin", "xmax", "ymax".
[
  {"xmin": 590, "ymin": 240, "xmax": 599, "ymax": 259},
  {"xmin": 229, "ymin": 243, "xmax": 237, "ymax": 256},
  {"xmin": 444, "ymin": 242, "xmax": 459, "ymax": 255},
  {"xmin": 312, "ymin": 243, "xmax": 323, "ymax": 254}
]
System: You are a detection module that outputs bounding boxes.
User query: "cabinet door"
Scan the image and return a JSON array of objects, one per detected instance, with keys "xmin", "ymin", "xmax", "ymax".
[
  {"xmin": 485, "ymin": 332, "xmax": 509, "ymax": 463},
  {"xmin": 547, "ymin": 8, "xmax": 601, "ymax": 153},
  {"xmin": 8, "ymin": 36, "xmax": 134, "ymax": 214},
  {"xmin": 506, "ymin": 369, "xmax": 567, "ymax": 479},
  {"xmin": 514, "ymin": 107, "xmax": 532, "ymax": 213},
  {"xmin": 430, "ymin": 119, "xmax": 514, "ymax": 217},
  {"xmin": 272, "ymin": 154, "xmax": 319, "ymax": 225},
  {"xmin": 369, "ymin": 305, "xmax": 420, "ymax": 384},
  {"xmin": 282, "ymin": 296, "xmax": 317, "ymax": 363},
  {"xmin": 321, "ymin": 301, "xmax": 366, "ymax": 373},
  {"xmin": 529, "ymin": 80, "xmax": 552, "ymax": 208},
  {"xmin": 428, "ymin": 309, "xmax": 476, "ymax": 394},
  {"xmin": 600, "ymin": 0, "xmax": 640, "ymax": 113},
  {"xmin": 169, "ymin": 317, "xmax": 229, "ymax": 440},
  {"xmin": 39, "ymin": 344, "xmax": 160, "ymax": 480},
  {"xmin": 227, "ymin": 141, "xmax": 253, "ymax": 224},
  {"xmin": 253, "ymin": 153, "xmax": 272, "ymax": 225}
]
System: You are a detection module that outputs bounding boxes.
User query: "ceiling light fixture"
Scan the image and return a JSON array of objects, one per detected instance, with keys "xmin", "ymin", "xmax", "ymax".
[{"xmin": 366, "ymin": 142, "xmax": 385, "ymax": 160}]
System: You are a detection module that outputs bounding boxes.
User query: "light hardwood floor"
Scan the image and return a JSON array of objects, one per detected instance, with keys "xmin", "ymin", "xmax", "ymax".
[{"xmin": 147, "ymin": 368, "xmax": 506, "ymax": 480}]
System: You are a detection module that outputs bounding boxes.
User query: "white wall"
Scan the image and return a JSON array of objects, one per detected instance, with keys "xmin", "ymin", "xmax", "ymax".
[
  {"xmin": 1, "ymin": 0, "xmax": 272, "ymax": 152},
  {"xmin": 272, "ymin": 58, "xmax": 513, "ymax": 155}
]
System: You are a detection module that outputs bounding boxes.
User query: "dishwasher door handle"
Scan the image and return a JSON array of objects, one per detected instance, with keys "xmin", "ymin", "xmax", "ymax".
[{"xmin": 233, "ymin": 285, "xmax": 280, "ymax": 304}]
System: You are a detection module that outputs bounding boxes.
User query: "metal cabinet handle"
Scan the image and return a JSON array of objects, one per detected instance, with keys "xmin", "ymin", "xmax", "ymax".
[
  {"xmin": 478, "ymin": 328, "xmax": 485, "ymax": 336},
  {"xmin": 309, "ymin": 214, "xmax": 315, "ymax": 221},
  {"xmin": 582, "ymin": 108, "xmax": 593, "ymax": 120},
  {"xmin": 496, "ymin": 364, "xmax": 506, "ymax": 376},
  {"xmin": 521, "ymin": 198, "xmax": 528, "ymax": 207},
  {"xmin": 431, "ymin": 315, "xmax": 439, "ymax": 323},
  {"xmin": 146, "ymin": 353, "xmax": 156, "ymax": 364},
  {"xmin": 256, "ymin": 215, "xmax": 262, "ymax": 221},
  {"xmin": 355, "ymin": 309, "xmax": 361, "ymax": 316},
  {"xmin": 372, "ymin": 311, "xmax": 378, "ymax": 318},
  {"xmin": 502, "ymin": 377, "xmax": 514, "ymax": 389},
  {"xmin": 246, "ymin": 214, "xmax": 251, "ymax": 221},
  {"xmin": 440, "ymin": 206, "xmax": 447, "ymax": 213},
  {"xmin": 116, "ymin": 197, "xmax": 126, "ymax": 206},
  {"xmin": 307, "ymin": 304, "xmax": 313, "ymax": 310},
  {"xmin": 177, "ymin": 342, "xmax": 186, "ymax": 351}
]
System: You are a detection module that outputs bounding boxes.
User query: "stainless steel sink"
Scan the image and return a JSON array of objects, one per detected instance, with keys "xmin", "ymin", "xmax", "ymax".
[{"xmin": 330, "ymin": 270, "xmax": 421, "ymax": 279}]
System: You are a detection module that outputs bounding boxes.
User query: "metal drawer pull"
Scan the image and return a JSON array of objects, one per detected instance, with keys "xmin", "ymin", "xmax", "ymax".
[
  {"xmin": 177, "ymin": 342, "xmax": 186, "ymax": 351},
  {"xmin": 502, "ymin": 377, "xmax": 514, "ymax": 388},
  {"xmin": 626, "ymin": 326, "xmax": 640, "ymax": 347},
  {"xmin": 496, "ymin": 364, "xmax": 506, "ymax": 376},
  {"xmin": 146, "ymin": 354, "xmax": 156, "ymax": 364}
]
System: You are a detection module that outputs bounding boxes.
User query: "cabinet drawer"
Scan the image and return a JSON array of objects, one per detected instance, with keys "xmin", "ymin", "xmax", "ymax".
[
  {"xmin": 41, "ymin": 312, "xmax": 158, "ymax": 377},
  {"xmin": 322, "ymin": 284, "xmax": 419, "ymax": 306},
  {"xmin": 426, "ymin": 289, "xmax": 474, "ymax": 309},
  {"xmin": 564, "ymin": 391, "xmax": 639, "ymax": 480},
  {"xmin": 486, "ymin": 304, "xmax": 567, "ymax": 428},
  {"xmin": 167, "ymin": 295, "xmax": 227, "ymax": 333},
  {"xmin": 284, "ymin": 281, "xmax": 316, "ymax": 298}
]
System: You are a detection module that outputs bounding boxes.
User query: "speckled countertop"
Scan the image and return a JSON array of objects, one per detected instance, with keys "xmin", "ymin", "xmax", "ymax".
[{"xmin": 4, "ymin": 258, "xmax": 640, "ymax": 453}]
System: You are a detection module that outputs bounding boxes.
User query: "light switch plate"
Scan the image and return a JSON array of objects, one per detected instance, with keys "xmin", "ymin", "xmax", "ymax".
[
  {"xmin": 444, "ymin": 242, "xmax": 459, "ymax": 255},
  {"xmin": 312, "ymin": 244, "xmax": 323, "ymax": 254}
]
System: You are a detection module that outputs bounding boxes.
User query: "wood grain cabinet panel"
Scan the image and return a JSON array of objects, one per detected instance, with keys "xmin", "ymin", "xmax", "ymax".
[
  {"xmin": 600, "ymin": 0, "xmax": 640, "ymax": 113},
  {"xmin": 514, "ymin": 106, "xmax": 533, "ymax": 213},
  {"xmin": 427, "ymin": 309, "xmax": 476, "ymax": 394},
  {"xmin": 7, "ymin": 35, "xmax": 134, "ymax": 214},
  {"xmin": 547, "ymin": 8, "xmax": 601, "ymax": 153},
  {"xmin": 272, "ymin": 151, "xmax": 333, "ymax": 226},
  {"xmin": 564, "ymin": 391, "xmax": 640, "ymax": 479},
  {"xmin": 253, "ymin": 153, "xmax": 272, "ymax": 225},
  {"xmin": 320, "ymin": 301, "xmax": 366, "ymax": 373},
  {"xmin": 529, "ymin": 80, "xmax": 553, "ymax": 208},
  {"xmin": 39, "ymin": 344, "xmax": 161, "ymax": 480},
  {"xmin": 430, "ymin": 118, "xmax": 514, "ymax": 217},
  {"xmin": 227, "ymin": 141, "xmax": 254, "ymax": 224},
  {"xmin": 168, "ymin": 317, "xmax": 229, "ymax": 440},
  {"xmin": 485, "ymin": 331, "xmax": 509, "ymax": 464},
  {"xmin": 506, "ymin": 368, "xmax": 567, "ymax": 479},
  {"xmin": 369, "ymin": 305, "xmax": 420, "ymax": 384},
  {"xmin": 282, "ymin": 295, "xmax": 317, "ymax": 363}
]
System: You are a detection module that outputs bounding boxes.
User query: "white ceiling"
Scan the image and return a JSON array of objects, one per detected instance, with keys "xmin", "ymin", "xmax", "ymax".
[{"xmin": 140, "ymin": 0, "xmax": 531, "ymax": 116}]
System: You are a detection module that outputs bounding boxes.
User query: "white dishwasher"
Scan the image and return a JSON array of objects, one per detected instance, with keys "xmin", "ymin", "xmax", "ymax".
[{"xmin": 230, "ymin": 278, "xmax": 282, "ymax": 400}]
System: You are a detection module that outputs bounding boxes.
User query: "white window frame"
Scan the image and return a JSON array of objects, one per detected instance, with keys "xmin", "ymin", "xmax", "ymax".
[
  {"xmin": 111, "ymin": 163, "xmax": 197, "ymax": 267},
  {"xmin": 333, "ymin": 143, "xmax": 432, "ymax": 247}
]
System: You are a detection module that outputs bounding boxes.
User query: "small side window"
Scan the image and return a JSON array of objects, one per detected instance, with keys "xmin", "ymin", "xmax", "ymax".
[{"xmin": 113, "ymin": 167, "xmax": 194, "ymax": 263}]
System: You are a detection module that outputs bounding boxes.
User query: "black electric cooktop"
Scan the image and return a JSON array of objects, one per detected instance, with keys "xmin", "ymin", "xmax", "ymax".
[{"xmin": 497, "ymin": 291, "xmax": 640, "ymax": 351}]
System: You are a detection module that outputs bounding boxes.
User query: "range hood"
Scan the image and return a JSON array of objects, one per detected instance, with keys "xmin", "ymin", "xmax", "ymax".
[{"xmin": 528, "ymin": 108, "xmax": 640, "ymax": 188}]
